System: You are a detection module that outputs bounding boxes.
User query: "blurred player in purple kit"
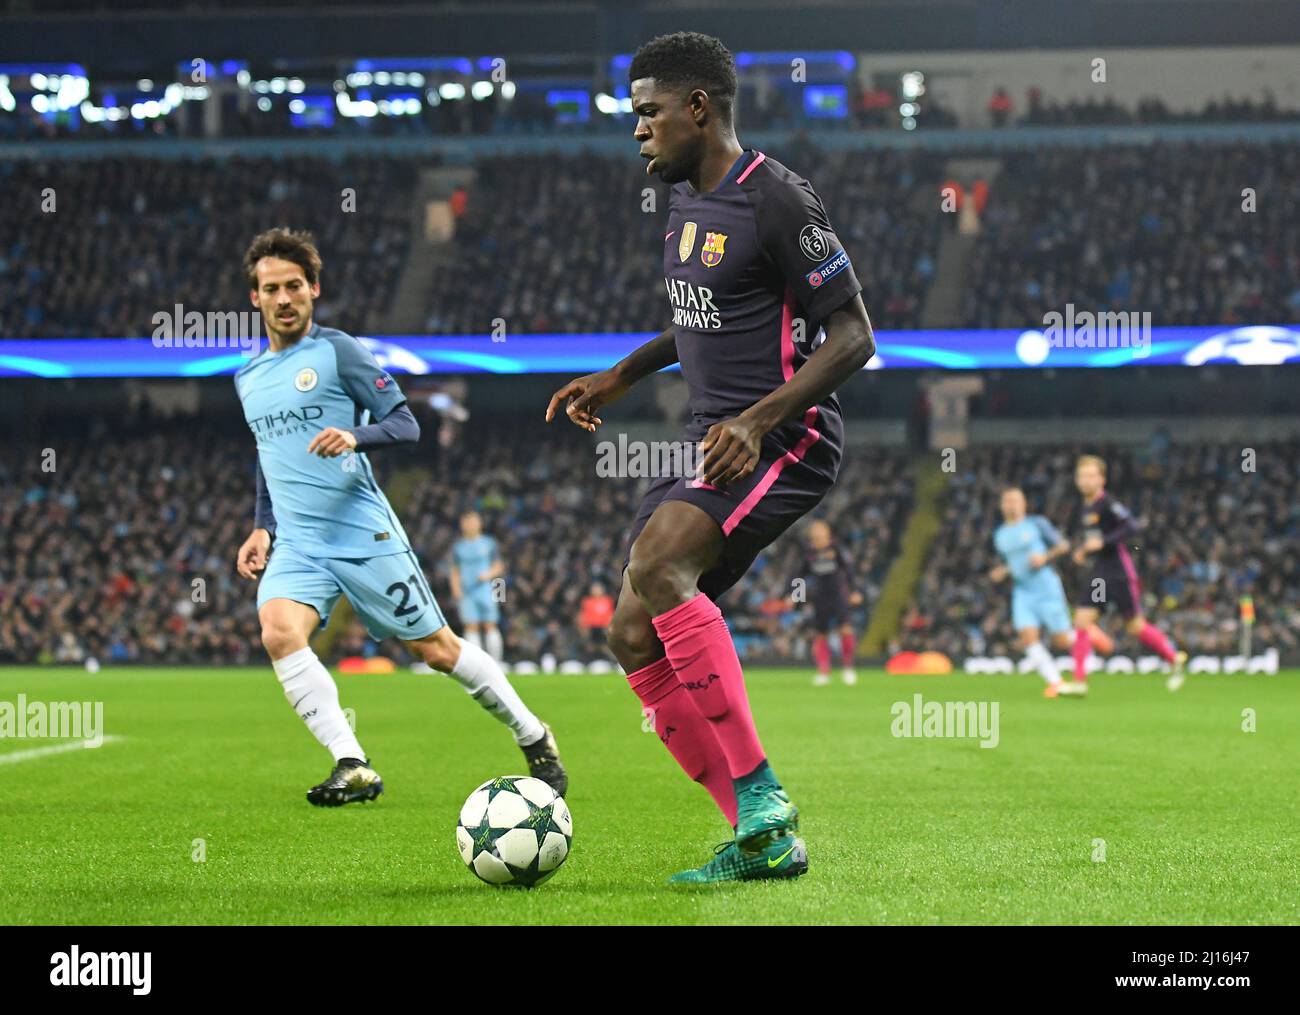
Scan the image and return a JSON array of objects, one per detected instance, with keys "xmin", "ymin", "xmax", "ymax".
[
  {"xmin": 1070, "ymin": 455, "xmax": 1187, "ymax": 692},
  {"xmin": 803, "ymin": 520, "xmax": 863, "ymax": 686}
]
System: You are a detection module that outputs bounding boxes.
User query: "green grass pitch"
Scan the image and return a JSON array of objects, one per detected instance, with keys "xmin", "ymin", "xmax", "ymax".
[{"xmin": 1, "ymin": 666, "xmax": 1296, "ymax": 925}]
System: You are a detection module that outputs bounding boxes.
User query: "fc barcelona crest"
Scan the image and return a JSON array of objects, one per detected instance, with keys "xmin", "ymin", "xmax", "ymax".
[
  {"xmin": 701, "ymin": 230, "xmax": 727, "ymax": 267},
  {"xmin": 678, "ymin": 221, "xmax": 698, "ymax": 263}
]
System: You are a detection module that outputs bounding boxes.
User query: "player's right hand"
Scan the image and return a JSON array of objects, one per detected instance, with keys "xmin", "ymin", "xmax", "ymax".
[
  {"xmin": 236, "ymin": 528, "xmax": 272, "ymax": 580},
  {"xmin": 544, "ymin": 370, "xmax": 629, "ymax": 432},
  {"xmin": 988, "ymin": 565, "xmax": 1008, "ymax": 582}
]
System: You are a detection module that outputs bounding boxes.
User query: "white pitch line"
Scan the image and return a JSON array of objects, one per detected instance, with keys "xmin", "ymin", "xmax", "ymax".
[{"xmin": 0, "ymin": 735, "xmax": 124, "ymax": 765}]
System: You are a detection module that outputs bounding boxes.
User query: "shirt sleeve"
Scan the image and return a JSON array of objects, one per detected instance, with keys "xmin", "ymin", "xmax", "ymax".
[
  {"xmin": 254, "ymin": 456, "xmax": 276, "ymax": 535},
  {"xmin": 327, "ymin": 334, "xmax": 408, "ymax": 422},
  {"xmin": 754, "ymin": 175, "xmax": 862, "ymax": 326},
  {"xmin": 1033, "ymin": 516, "xmax": 1063, "ymax": 546},
  {"xmin": 351, "ymin": 401, "xmax": 420, "ymax": 451},
  {"xmin": 1103, "ymin": 499, "xmax": 1138, "ymax": 544}
]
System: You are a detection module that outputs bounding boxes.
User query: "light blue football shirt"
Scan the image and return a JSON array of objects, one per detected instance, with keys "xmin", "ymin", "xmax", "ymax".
[
  {"xmin": 994, "ymin": 515, "xmax": 1064, "ymax": 591},
  {"xmin": 452, "ymin": 536, "xmax": 499, "ymax": 594},
  {"xmin": 235, "ymin": 323, "xmax": 411, "ymax": 559}
]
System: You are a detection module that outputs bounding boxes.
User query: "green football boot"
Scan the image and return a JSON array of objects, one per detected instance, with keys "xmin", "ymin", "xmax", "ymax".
[
  {"xmin": 735, "ymin": 782, "xmax": 799, "ymax": 854},
  {"xmin": 668, "ymin": 835, "xmax": 808, "ymax": 885}
]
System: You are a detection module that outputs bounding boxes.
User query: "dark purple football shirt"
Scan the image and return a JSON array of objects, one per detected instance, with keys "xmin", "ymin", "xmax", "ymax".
[
  {"xmin": 1079, "ymin": 491, "xmax": 1138, "ymax": 565},
  {"xmin": 804, "ymin": 543, "xmax": 855, "ymax": 605},
  {"xmin": 663, "ymin": 149, "xmax": 862, "ymax": 477}
]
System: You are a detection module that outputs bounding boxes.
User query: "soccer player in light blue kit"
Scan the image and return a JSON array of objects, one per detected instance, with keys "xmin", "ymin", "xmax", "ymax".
[
  {"xmin": 232, "ymin": 228, "xmax": 566, "ymax": 804},
  {"xmin": 988, "ymin": 487, "xmax": 1075, "ymax": 697},
  {"xmin": 450, "ymin": 511, "xmax": 505, "ymax": 661}
]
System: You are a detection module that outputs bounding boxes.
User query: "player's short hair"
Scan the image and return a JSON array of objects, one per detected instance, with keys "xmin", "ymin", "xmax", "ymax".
[
  {"xmin": 628, "ymin": 32, "xmax": 737, "ymax": 125},
  {"xmin": 1002, "ymin": 486, "xmax": 1025, "ymax": 497},
  {"xmin": 244, "ymin": 227, "xmax": 322, "ymax": 290},
  {"xmin": 1076, "ymin": 454, "xmax": 1107, "ymax": 476}
]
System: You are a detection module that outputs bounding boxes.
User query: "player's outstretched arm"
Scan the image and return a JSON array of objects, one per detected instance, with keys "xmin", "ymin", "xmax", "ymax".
[
  {"xmin": 697, "ymin": 297, "xmax": 874, "ymax": 486},
  {"xmin": 545, "ymin": 326, "xmax": 676, "ymax": 432},
  {"xmin": 237, "ymin": 457, "xmax": 276, "ymax": 579}
]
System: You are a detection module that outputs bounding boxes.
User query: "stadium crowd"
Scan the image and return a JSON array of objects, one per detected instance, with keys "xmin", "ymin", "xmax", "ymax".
[
  {"xmin": 4, "ymin": 138, "xmax": 1297, "ymax": 340},
  {"xmin": 897, "ymin": 438, "xmax": 1300, "ymax": 660},
  {"xmin": 0, "ymin": 408, "xmax": 912, "ymax": 667},
  {"xmin": 963, "ymin": 140, "xmax": 1300, "ymax": 328},
  {"xmin": 421, "ymin": 145, "xmax": 943, "ymax": 335},
  {"xmin": 0, "ymin": 154, "xmax": 419, "ymax": 339}
]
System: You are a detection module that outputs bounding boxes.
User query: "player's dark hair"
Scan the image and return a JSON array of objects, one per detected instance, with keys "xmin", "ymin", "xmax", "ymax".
[
  {"xmin": 244, "ymin": 227, "xmax": 323, "ymax": 289},
  {"xmin": 628, "ymin": 32, "xmax": 738, "ymax": 125}
]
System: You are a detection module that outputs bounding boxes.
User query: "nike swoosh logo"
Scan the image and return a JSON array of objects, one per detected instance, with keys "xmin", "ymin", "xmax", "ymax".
[
  {"xmin": 405, "ymin": 615, "xmax": 422, "ymax": 627},
  {"xmin": 768, "ymin": 844, "xmax": 796, "ymax": 868}
]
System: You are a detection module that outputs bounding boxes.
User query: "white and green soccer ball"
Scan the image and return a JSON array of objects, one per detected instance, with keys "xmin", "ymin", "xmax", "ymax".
[{"xmin": 456, "ymin": 776, "xmax": 573, "ymax": 888}]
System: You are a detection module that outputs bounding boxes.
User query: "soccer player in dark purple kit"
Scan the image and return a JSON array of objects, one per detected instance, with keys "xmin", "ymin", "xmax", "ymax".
[
  {"xmin": 545, "ymin": 33, "xmax": 875, "ymax": 883},
  {"xmin": 1070, "ymin": 454, "xmax": 1187, "ymax": 692},
  {"xmin": 804, "ymin": 520, "xmax": 864, "ymax": 687}
]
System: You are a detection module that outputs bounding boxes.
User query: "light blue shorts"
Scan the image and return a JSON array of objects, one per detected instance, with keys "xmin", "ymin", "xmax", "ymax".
[
  {"xmin": 258, "ymin": 542, "xmax": 445, "ymax": 642},
  {"xmin": 458, "ymin": 585, "xmax": 501, "ymax": 625},
  {"xmin": 1011, "ymin": 584, "xmax": 1073, "ymax": 636}
]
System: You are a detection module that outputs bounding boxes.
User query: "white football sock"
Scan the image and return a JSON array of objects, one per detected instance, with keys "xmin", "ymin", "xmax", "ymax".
[
  {"xmin": 484, "ymin": 625, "xmax": 504, "ymax": 661},
  {"xmin": 447, "ymin": 637, "xmax": 544, "ymax": 746},
  {"xmin": 272, "ymin": 647, "xmax": 365, "ymax": 761},
  {"xmin": 465, "ymin": 628, "xmax": 484, "ymax": 650},
  {"xmin": 1025, "ymin": 640, "xmax": 1063, "ymax": 684}
]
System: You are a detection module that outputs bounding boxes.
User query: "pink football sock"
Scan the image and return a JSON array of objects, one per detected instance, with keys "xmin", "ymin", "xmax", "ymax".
[
  {"xmin": 1136, "ymin": 621, "xmax": 1177, "ymax": 662},
  {"xmin": 652, "ymin": 594, "xmax": 765, "ymax": 779},
  {"xmin": 839, "ymin": 631, "xmax": 857, "ymax": 667},
  {"xmin": 626, "ymin": 656, "xmax": 737, "ymax": 826},
  {"xmin": 1072, "ymin": 627, "xmax": 1091, "ymax": 682},
  {"xmin": 813, "ymin": 635, "xmax": 832, "ymax": 675}
]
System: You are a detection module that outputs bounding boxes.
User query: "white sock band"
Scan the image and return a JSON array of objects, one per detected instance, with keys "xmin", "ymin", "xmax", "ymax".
[
  {"xmin": 273, "ymin": 647, "xmax": 365, "ymax": 761},
  {"xmin": 449, "ymin": 637, "xmax": 544, "ymax": 746},
  {"xmin": 1025, "ymin": 640, "xmax": 1062, "ymax": 684}
]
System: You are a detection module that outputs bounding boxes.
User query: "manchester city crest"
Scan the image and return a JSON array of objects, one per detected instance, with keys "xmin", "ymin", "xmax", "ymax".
[
  {"xmin": 701, "ymin": 230, "xmax": 727, "ymax": 267},
  {"xmin": 294, "ymin": 367, "xmax": 318, "ymax": 392}
]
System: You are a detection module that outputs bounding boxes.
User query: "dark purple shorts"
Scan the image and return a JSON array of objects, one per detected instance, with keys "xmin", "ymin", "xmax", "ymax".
[
  {"xmin": 622, "ymin": 416, "xmax": 839, "ymax": 601},
  {"xmin": 1075, "ymin": 557, "xmax": 1142, "ymax": 619}
]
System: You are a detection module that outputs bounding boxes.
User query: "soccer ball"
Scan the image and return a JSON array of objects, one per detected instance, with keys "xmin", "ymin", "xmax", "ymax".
[{"xmin": 456, "ymin": 776, "xmax": 573, "ymax": 888}]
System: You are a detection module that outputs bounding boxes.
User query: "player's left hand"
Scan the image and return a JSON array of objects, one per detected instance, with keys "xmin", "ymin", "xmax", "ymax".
[
  {"xmin": 1028, "ymin": 552, "xmax": 1047, "ymax": 569},
  {"xmin": 307, "ymin": 427, "xmax": 358, "ymax": 458},
  {"xmin": 698, "ymin": 415, "xmax": 763, "ymax": 487}
]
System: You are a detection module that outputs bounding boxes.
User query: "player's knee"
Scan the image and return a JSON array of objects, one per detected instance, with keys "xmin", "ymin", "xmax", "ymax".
[
  {"xmin": 626, "ymin": 550, "xmax": 693, "ymax": 610},
  {"xmin": 607, "ymin": 610, "xmax": 658, "ymax": 668},
  {"xmin": 420, "ymin": 628, "xmax": 462, "ymax": 673},
  {"xmin": 260, "ymin": 621, "xmax": 307, "ymax": 660}
]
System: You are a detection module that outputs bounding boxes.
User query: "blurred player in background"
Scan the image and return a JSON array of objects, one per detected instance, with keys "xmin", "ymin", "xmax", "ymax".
[
  {"xmin": 988, "ymin": 487, "xmax": 1073, "ymax": 697},
  {"xmin": 233, "ymin": 228, "xmax": 566, "ymax": 805},
  {"xmin": 449, "ymin": 511, "xmax": 506, "ymax": 661},
  {"xmin": 1070, "ymin": 454, "xmax": 1187, "ymax": 691},
  {"xmin": 804, "ymin": 520, "xmax": 863, "ymax": 686},
  {"xmin": 547, "ymin": 33, "xmax": 875, "ymax": 884}
]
